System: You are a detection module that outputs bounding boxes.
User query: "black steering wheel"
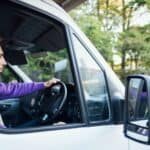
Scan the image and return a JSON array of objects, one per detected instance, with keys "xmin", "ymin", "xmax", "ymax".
[{"xmin": 38, "ymin": 81, "xmax": 67, "ymax": 124}]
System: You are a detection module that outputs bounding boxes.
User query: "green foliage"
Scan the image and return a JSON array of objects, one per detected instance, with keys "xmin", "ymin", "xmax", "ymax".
[
  {"xmin": 115, "ymin": 68, "xmax": 150, "ymax": 84},
  {"xmin": 70, "ymin": 13, "xmax": 114, "ymax": 63},
  {"xmin": 20, "ymin": 49, "xmax": 67, "ymax": 81},
  {"xmin": 128, "ymin": 0, "xmax": 150, "ymax": 11},
  {"xmin": 146, "ymin": 0, "xmax": 150, "ymax": 9},
  {"xmin": 83, "ymin": 17, "xmax": 113, "ymax": 62},
  {"xmin": 70, "ymin": 0, "xmax": 150, "ymax": 81},
  {"xmin": 140, "ymin": 25, "xmax": 150, "ymax": 67},
  {"xmin": 117, "ymin": 25, "xmax": 150, "ymax": 69},
  {"xmin": 0, "ymin": 68, "xmax": 16, "ymax": 82}
]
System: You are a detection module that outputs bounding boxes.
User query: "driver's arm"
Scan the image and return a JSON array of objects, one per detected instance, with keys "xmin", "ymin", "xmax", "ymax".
[
  {"xmin": 0, "ymin": 78, "xmax": 60, "ymax": 99},
  {"xmin": 0, "ymin": 78, "xmax": 60, "ymax": 128}
]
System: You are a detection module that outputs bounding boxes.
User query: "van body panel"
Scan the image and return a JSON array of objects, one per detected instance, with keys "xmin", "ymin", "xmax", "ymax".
[
  {"xmin": 0, "ymin": 0, "xmax": 148, "ymax": 150},
  {"xmin": 0, "ymin": 125, "xmax": 128, "ymax": 150},
  {"xmin": 129, "ymin": 141, "xmax": 150, "ymax": 150}
]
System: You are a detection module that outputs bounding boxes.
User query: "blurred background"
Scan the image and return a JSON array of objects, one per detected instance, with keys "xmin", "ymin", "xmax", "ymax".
[{"xmin": 62, "ymin": 0, "xmax": 150, "ymax": 83}]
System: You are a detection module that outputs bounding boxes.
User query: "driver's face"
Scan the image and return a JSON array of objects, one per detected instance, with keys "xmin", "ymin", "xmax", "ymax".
[{"xmin": 0, "ymin": 46, "xmax": 7, "ymax": 72}]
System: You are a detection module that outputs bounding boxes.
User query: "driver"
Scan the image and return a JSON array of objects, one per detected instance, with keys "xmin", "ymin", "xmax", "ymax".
[{"xmin": 0, "ymin": 39, "xmax": 60, "ymax": 128}]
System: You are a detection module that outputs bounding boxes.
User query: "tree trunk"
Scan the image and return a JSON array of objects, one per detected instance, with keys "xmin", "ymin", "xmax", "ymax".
[
  {"xmin": 105, "ymin": 0, "xmax": 110, "ymax": 31},
  {"xmin": 121, "ymin": 48, "xmax": 126, "ymax": 71},
  {"xmin": 121, "ymin": 0, "xmax": 126, "ymax": 74},
  {"xmin": 96, "ymin": 0, "xmax": 101, "ymax": 21}
]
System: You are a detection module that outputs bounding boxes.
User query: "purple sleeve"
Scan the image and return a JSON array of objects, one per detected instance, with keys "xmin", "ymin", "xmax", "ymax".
[
  {"xmin": 0, "ymin": 82, "xmax": 45, "ymax": 99},
  {"xmin": 140, "ymin": 92, "xmax": 148, "ymax": 101}
]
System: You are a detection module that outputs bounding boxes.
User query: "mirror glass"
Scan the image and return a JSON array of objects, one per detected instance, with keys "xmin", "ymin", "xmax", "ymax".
[
  {"xmin": 128, "ymin": 78, "xmax": 149, "ymax": 125},
  {"xmin": 126, "ymin": 78, "xmax": 149, "ymax": 143}
]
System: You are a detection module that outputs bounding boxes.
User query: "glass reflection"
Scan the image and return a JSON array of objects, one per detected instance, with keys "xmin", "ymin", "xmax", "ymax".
[{"xmin": 128, "ymin": 78, "xmax": 148, "ymax": 127}]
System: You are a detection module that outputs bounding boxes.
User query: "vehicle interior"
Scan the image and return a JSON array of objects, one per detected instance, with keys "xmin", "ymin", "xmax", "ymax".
[{"xmin": 0, "ymin": 1, "xmax": 82, "ymax": 128}]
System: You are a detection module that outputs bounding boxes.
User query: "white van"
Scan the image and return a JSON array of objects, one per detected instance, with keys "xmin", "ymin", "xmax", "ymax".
[{"xmin": 0, "ymin": 0, "xmax": 149, "ymax": 149}]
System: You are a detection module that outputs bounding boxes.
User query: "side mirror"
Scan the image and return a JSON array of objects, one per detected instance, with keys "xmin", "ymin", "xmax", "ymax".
[{"xmin": 124, "ymin": 75, "xmax": 150, "ymax": 145}]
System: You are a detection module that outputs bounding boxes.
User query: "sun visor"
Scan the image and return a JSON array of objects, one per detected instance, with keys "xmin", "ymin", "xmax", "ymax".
[
  {"xmin": 4, "ymin": 49, "xmax": 27, "ymax": 65},
  {"xmin": 3, "ymin": 40, "xmax": 35, "ymax": 65},
  {"xmin": 4, "ymin": 39, "xmax": 35, "ymax": 51}
]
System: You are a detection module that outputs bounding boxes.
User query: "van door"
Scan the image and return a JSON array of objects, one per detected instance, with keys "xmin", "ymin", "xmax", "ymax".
[
  {"xmin": 69, "ymin": 30, "xmax": 129, "ymax": 150},
  {"xmin": 129, "ymin": 141, "xmax": 150, "ymax": 150},
  {"xmin": 0, "ymin": 1, "xmax": 128, "ymax": 149}
]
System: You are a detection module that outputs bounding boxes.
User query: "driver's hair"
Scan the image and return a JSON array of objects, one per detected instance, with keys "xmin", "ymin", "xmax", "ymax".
[
  {"xmin": 0, "ymin": 36, "xmax": 3, "ymax": 44},
  {"xmin": 0, "ymin": 36, "xmax": 9, "ymax": 49},
  {"xmin": 0, "ymin": 36, "xmax": 5, "ymax": 47}
]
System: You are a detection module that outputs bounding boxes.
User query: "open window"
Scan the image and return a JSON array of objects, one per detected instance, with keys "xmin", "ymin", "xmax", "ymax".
[{"xmin": 0, "ymin": 1, "xmax": 83, "ymax": 131}]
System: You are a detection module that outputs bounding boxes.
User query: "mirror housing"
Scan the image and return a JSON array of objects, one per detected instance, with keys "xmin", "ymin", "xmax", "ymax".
[
  {"xmin": 112, "ymin": 93, "xmax": 125, "ymax": 124},
  {"xmin": 124, "ymin": 75, "xmax": 150, "ymax": 145}
]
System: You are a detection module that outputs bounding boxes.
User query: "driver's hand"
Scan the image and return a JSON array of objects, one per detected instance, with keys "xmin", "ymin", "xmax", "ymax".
[{"xmin": 44, "ymin": 78, "xmax": 60, "ymax": 88}]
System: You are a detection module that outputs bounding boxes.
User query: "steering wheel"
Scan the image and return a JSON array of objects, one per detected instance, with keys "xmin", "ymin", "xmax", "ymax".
[{"xmin": 38, "ymin": 81, "xmax": 67, "ymax": 124}]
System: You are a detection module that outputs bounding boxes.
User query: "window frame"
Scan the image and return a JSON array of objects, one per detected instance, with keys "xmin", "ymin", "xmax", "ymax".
[
  {"xmin": 69, "ymin": 28, "xmax": 113, "ymax": 125},
  {"xmin": 0, "ymin": 1, "xmax": 86, "ymax": 134}
]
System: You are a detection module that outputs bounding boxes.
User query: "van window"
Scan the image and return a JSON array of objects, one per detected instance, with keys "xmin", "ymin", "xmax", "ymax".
[
  {"xmin": 72, "ymin": 35, "xmax": 110, "ymax": 122},
  {"xmin": 0, "ymin": 3, "xmax": 83, "ymax": 131},
  {"xmin": 19, "ymin": 50, "xmax": 72, "ymax": 83},
  {"xmin": 0, "ymin": 67, "xmax": 20, "ymax": 83}
]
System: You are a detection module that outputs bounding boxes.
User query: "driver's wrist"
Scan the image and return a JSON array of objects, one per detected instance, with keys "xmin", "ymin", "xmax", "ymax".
[
  {"xmin": 43, "ymin": 78, "xmax": 60, "ymax": 88},
  {"xmin": 44, "ymin": 81, "xmax": 49, "ymax": 88}
]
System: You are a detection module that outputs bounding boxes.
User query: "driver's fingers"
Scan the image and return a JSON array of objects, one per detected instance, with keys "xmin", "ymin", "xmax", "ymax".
[
  {"xmin": 50, "ymin": 78, "xmax": 60, "ymax": 85},
  {"xmin": 44, "ymin": 78, "xmax": 60, "ymax": 88}
]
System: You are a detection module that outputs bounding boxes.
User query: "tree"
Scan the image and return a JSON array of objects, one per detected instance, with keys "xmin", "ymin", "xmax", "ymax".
[
  {"xmin": 116, "ymin": 0, "xmax": 150, "ymax": 73},
  {"xmin": 139, "ymin": 24, "xmax": 150, "ymax": 68},
  {"xmin": 70, "ymin": 11, "xmax": 114, "ymax": 64},
  {"xmin": 118, "ymin": 24, "xmax": 150, "ymax": 71},
  {"xmin": 87, "ymin": 0, "xmax": 137, "ymax": 72},
  {"xmin": 70, "ymin": 0, "xmax": 150, "ymax": 79},
  {"xmin": 129, "ymin": 0, "xmax": 150, "ymax": 9}
]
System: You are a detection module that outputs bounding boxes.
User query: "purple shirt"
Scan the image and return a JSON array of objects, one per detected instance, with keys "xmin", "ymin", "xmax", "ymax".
[{"xmin": 0, "ymin": 82, "xmax": 45, "ymax": 99}]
